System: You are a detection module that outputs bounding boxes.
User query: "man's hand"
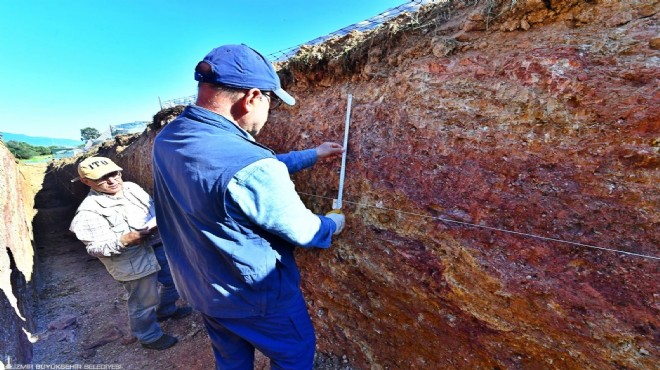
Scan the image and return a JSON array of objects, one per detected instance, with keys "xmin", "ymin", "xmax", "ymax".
[
  {"xmin": 325, "ymin": 209, "xmax": 345, "ymax": 235},
  {"xmin": 315, "ymin": 142, "xmax": 344, "ymax": 160},
  {"xmin": 119, "ymin": 229, "xmax": 152, "ymax": 247}
]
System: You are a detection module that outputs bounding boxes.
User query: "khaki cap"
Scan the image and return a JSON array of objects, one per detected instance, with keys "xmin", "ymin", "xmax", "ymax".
[{"xmin": 77, "ymin": 157, "xmax": 122, "ymax": 180}]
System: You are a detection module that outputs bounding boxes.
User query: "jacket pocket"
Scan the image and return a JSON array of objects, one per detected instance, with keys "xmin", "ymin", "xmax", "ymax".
[
  {"xmin": 230, "ymin": 239, "xmax": 277, "ymax": 287},
  {"xmin": 101, "ymin": 245, "xmax": 159, "ymax": 281}
]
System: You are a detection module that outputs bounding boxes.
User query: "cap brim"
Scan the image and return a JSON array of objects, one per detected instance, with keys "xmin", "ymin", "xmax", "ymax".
[
  {"xmin": 88, "ymin": 168, "xmax": 123, "ymax": 180},
  {"xmin": 75, "ymin": 166, "xmax": 123, "ymax": 182},
  {"xmin": 273, "ymin": 88, "xmax": 295, "ymax": 106}
]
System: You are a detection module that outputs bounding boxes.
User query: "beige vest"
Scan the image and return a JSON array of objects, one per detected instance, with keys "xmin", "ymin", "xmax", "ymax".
[{"xmin": 76, "ymin": 182, "xmax": 160, "ymax": 281}]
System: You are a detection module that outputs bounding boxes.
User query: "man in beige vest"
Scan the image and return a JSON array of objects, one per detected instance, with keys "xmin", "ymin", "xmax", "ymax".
[{"xmin": 70, "ymin": 156, "xmax": 191, "ymax": 350}]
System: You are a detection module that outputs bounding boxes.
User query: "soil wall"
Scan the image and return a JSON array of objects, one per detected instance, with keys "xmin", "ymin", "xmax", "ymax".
[
  {"xmin": 261, "ymin": 2, "xmax": 659, "ymax": 367},
  {"xmin": 0, "ymin": 145, "xmax": 37, "ymax": 364},
  {"xmin": 45, "ymin": 0, "xmax": 658, "ymax": 368}
]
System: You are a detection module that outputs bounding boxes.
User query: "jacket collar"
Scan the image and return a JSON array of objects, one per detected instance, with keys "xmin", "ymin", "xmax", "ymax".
[
  {"xmin": 184, "ymin": 104, "xmax": 255, "ymax": 142},
  {"xmin": 182, "ymin": 104, "xmax": 274, "ymax": 155}
]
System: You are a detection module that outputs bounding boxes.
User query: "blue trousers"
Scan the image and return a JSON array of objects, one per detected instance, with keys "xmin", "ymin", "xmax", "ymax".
[
  {"xmin": 153, "ymin": 243, "xmax": 180, "ymax": 317},
  {"xmin": 119, "ymin": 244, "xmax": 180, "ymax": 344},
  {"xmin": 202, "ymin": 296, "xmax": 315, "ymax": 370},
  {"xmin": 121, "ymin": 272, "xmax": 163, "ymax": 344}
]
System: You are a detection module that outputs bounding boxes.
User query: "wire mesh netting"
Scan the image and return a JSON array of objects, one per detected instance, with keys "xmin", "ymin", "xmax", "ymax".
[
  {"xmin": 266, "ymin": 0, "xmax": 436, "ymax": 61},
  {"xmin": 161, "ymin": 95, "xmax": 197, "ymax": 109}
]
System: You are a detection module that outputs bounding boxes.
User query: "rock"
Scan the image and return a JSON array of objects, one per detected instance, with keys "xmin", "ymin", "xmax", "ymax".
[
  {"xmin": 47, "ymin": 314, "xmax": 77, "ymax": 331},
  {"xmin": 650, "ymin": 37, "xmax": 660, "ymax": 50},
  {"xmin": 120, "ymin": 336, "xmax": 137, "ymax": 345},
  {"xmin": 82, "ymin": 326, "xmax": 123, "ymax": 350},
  {"xmin": 55, "ymin": 330, "xmax": 76, "ymax": 343}
]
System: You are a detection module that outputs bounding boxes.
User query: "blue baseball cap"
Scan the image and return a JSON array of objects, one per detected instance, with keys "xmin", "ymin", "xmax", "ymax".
[{"xmin": 194, "ymin": 44, "xmax": 295, "ymax": 106}]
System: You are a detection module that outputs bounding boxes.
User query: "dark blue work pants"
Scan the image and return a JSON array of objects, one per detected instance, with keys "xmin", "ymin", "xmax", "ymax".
[
  {"xmin": 153, "ymin": 243, "xmax": 179, "ymax": 317},
  {"xmin": 201, "ymin": 295, "xmax": 315, "ymax": 370}
]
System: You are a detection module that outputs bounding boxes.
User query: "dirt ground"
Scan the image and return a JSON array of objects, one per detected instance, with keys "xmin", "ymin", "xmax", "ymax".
[{"xmin": 24, "ymin": 162, "xmax": 351, "ymax": 370}]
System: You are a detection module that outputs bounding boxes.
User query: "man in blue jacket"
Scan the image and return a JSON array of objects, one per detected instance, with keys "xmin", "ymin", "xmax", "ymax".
[{"xmin": 152, "ymin": 44, "xmax": 346, "ymax": 369}]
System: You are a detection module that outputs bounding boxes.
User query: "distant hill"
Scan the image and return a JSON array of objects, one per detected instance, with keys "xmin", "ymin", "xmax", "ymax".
[{"xmin": 0, "ymin": 132, "xmax": 82, "ymax": 148}]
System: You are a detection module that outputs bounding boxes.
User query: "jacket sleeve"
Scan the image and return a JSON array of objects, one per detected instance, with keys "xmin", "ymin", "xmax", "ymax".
[
  {"xmin": 70, "ymin": 210, "xmax": 124, "ymax": 257},
  {"xmin": 227, "ymin": 158, "xmax": 336, "ymax": 248},
  {"xmin": 276, "ymin": 149, "xmax": 317, "ymax": 174}
]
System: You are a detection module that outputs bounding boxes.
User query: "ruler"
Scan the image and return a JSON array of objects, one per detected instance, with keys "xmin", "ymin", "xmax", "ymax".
[{"xmin": 333, "ymin": 94, "xmax": 352, "ymax": 210}]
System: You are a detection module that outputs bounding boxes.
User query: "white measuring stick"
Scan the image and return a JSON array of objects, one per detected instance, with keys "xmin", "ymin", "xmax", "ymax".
[{"xmin": 333, "ymin": 94, "xmax": 352, "ymax": 210}]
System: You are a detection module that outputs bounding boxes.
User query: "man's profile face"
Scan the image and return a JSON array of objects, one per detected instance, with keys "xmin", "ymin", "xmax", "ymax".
[
  {"xmin": 81, "ymin": 171, "xmax": 124, "ymax": 195},
  {"xmin": 240, "ymin": 89, "xmax": 272, "ymax": 136},
  {"xmin": 252, "ymin": 95, "xmax": 271, "ymax": 135}
]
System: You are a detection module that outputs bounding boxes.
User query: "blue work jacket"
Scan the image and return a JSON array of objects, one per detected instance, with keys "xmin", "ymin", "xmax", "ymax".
[{"xmin": 152, "ymin": 105, "xmax": 336, "ymax": 318}]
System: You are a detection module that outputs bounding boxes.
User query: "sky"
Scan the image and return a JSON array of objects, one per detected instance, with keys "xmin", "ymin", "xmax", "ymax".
[{"xmin": 0, "ymin": 0, "xmax": 411, "ymax": 141}]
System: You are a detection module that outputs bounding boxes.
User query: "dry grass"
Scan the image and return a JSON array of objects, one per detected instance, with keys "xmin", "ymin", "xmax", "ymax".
[{"xmin": 280, "ymin": 0, "xmax": 525, "ymax": 80}]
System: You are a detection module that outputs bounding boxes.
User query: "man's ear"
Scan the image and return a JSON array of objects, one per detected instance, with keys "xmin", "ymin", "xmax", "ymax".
[
  {"xmin": 242, "ymin": 88, "xmax": 261, "ymax": 112},
  {"xmin": 80, "ymin": 178, "xmax": 93, "ymax": 187},
  {"xmin": 230, "ymin": 88, "xmax": 260, "ymax": 119}
]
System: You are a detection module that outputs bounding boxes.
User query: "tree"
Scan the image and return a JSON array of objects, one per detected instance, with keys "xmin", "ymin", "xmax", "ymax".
[
  {"xmin": 36, "ymin": 145, "xmax": 52, "ymax": 155},
  {"xmin": 80, "ymin": 127, "xmax": 101, "ymax": 142},
  {"xmin": 4, "ymin": 140, "xmax": 52, "ymax": 159},
  {"xmin": 6, "ymin": 140, "xmax": 38, "ymax": 159}
]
